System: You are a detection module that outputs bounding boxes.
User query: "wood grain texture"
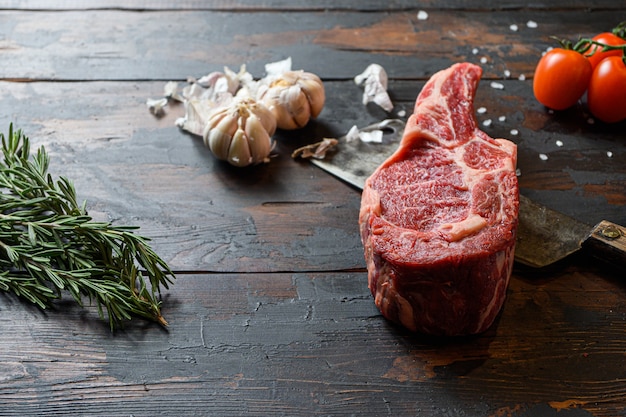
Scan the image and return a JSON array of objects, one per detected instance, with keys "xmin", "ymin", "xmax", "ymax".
[
  {"xmin": 0, "ymin": 79, "xmax": 623, "ymax": 273},
  {"xmin": 1, "ymin": 0, "xmax": 625, "ymax": 11},
  {"xmin": 1, "ymin": 9, "xmax": 625, "ymax": 81},
  {"xmin": 0, "ymin": 269, "xmax": 624, "ymax": 416},
  {"xmin": 1, "ymin": 3, "xmax": 625, "ymax": 416}
]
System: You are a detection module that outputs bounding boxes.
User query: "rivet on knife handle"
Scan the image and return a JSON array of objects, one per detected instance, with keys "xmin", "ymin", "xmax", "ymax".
[{"xmin": 583, "ymin": 220, "xmax": 626, "ymax": 267}]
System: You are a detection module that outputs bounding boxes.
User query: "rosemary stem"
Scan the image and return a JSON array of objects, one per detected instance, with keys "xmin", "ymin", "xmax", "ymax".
[{"xmin": 0, "ymin": 125, "xmax": 175, "ymax": 330}]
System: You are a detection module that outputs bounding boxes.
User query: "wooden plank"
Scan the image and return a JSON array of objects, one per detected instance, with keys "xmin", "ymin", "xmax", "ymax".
[
  {"xmin": 1, "ymin": 9, "xmax": 624, "ymax": 81},
  {"xmin": 0, "ymin": 80, "xmax": 369, "ymax": 273},
  {"xmin": 0, "ymin": 0, "xmax": 624, "ymax": 11},
  {"xmin": 0, "ymin": 4, "xmax": 624, "ymax": 417},
  {"xmin": 0, "ymin": 269, "xmax": 624, "ymax": 416},
  {"xmin": 0, "ymin": 79, "xmax": 624, "ymax": 272},
  {"xmin": 0, "ymin": 5, "xmax": 624, "ymax": 417}
]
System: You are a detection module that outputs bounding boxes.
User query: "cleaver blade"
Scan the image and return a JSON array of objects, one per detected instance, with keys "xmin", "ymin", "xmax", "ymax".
[{"xmin": 310, "ymin": 120, "xmax": 626, "ymax": 269}]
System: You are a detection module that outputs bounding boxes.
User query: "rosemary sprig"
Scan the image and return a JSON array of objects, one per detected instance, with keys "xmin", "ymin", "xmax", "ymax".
[{"xmin": 0, "ymin": 125, "xmax": 175, "ymax": 330}]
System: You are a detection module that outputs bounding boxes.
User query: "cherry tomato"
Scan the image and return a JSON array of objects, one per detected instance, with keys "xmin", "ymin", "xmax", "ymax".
[
  {"xmin": 587, "ymin": 56, "xmax": 626, "ymax": 123},
  {"xmin": 587, "ymin": 32, "xmax": 625, "ymax": 69},
  {"xmin": 533, "ymin": 48, "xmax": 592, "ymax": 110}
]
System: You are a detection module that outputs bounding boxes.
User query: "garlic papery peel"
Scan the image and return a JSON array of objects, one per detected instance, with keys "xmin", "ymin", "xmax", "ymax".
[
  {"xmin": 265, "ymin": 57, "xmax": 292, "ymax": 77},
  {"xmin": 257, "ymin": 70, "xmax": 325, "ymax": 130},
  {"xmin": 354, "ymin": 63, "xmax": 394, "ymax": 112},
  {"xmin": 202, "ymin": 98, "xmax": 277, "ymax": 167}
]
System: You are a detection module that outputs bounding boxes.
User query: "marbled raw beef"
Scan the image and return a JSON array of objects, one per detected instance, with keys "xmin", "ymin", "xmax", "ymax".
[{"xmin": 359, "ymin": 63, "xmax": 519, "ymax": 336}]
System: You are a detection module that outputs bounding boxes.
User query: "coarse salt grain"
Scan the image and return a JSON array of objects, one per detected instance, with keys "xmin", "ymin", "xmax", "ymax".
[
  {"xmin": 504, "ymin": 70, "xmax": 511, "ymax": 78},
  {"xmin": 607, "ymin": 151, "xmax": 613, "ymax": 158},
  {"xmin": 510, "ymin": 129, "xmax": 519, "ymax": 135},
  {"xmin": 397, "ymin": 109, "xmax": 406, "ymax": 117},
  {"xmin": 477, "ymin": 107, "xmax": 487, "ymax": 114},
  {"xmin": 510, "ymin": 24, "xmax": 519, "ymax": 31},
  {"xmin": 417, "ymin": 10, "xmax": 429, "ymax": 20},
  {"xmin": 539, "ymin": 153, "xmax": 548, "ymax": 161},
  {"xmin": 518, "ymin": 74, "xmax": 526, "ymax": 81},
  {"xmin": 556, "ymin": 140, "xmax": 563, "ymax": 147},
  {"xmin": 483, "ymin": 119, "xmax": 492, "ymax": 127},
  {"xmin": 490, "ymin": 81, "xmax": 504, "ymax": 89},
  {"xmin": 498, "ymin": 115, "xmax": 506, "ymax": 122},
  {"xmin": 480, "ymin": 57, "xmax": 488, "ymax": 64},
  {"xmin": 515, "ymin": 168, "xmax": 522, "ymax": 177},
  {"xmin": 527, "ymin": 20, "xmax": 538, "ymax": 28},
  {"xmin": 472, "ymin": 48, "xmax": 479, "ymax": 55}
]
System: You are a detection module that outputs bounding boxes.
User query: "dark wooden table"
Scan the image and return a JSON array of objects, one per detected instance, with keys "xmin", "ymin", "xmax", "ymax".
[{"xmin": 1, "ymin": 2, "xmax": 625, "ymax": 416}]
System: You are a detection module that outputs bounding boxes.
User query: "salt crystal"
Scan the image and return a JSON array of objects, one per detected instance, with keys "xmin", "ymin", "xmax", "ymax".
[
  {"xmin": 480, "ymin": 57, "xmax": 488, "ymax": 64},
  {"xmin": 556, "ymin": 140, "xmax": 563, "ymax": 147},
  {"xmin": 527, "ymin": 20, "xmax": 538, "ymax": 28},
  {"xmin": 483, "ymin": 119, "xmax": 492, "ymax": 127},
  {"xmin": 397, "ymin": 109, "xmax": 406, "ymax": 117},
  {"xmin": 518, "ymin": 74, "xmax": 526, "ymax": 81},
  {"xmin": 607, "ymin": 151, "xmax": 613, "ymax": 158},
  {"xmin": 515, "ymin": 168, "xmax": 522, "ymax": 177},
  {"xmin": 510, "ymin": 129, "xmax": 519, "ymax": 135},
  {"xmin": 417, "ymin": 10, "xmax": 429, "ymax": 20},
  {"xmin": 477, "ymin": 107, "xmax": 487, "ymax": 114},
  {"xmin": 472, "ymin": 48, "xmax": 479, "ymax": 55},
  {"xmin": 490, "ymin": 81, "xmax": 504, "ymax": 90},
  {"xmin": 504, "ymin": 70, "xmax": 511, "ymax": 78},
  {"xmin": 498, "ymin": 115, "xmax": 506, "ymax": 122},
  {"xmin": 539, "ymin": 153, "xmax": 548, "ymax": 161},
  {"xmin": 510, "ymin": 24, "xmax": 519, "ymax": 31}
]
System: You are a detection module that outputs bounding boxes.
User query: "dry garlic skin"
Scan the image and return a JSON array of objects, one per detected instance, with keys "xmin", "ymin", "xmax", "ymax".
[
  {"xmin": 202, "ymin": 98, "xmax": 277, "ymax": 167},
  {"xmin": 258, "ymin": 70, "xmax": 325, "ymax": 130}
]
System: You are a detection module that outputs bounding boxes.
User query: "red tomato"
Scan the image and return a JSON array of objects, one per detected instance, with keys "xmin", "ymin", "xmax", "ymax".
[
  {"xmin": 533, "ymin": 48, "xmax": 592, "ymax": 110},
  {"xmin": 587, "ymin": 32, "xmax": 625, "ymax": 69},
  {"xmin": 587, "ymin": 56, "xmax": 626, "ymax": 123}
]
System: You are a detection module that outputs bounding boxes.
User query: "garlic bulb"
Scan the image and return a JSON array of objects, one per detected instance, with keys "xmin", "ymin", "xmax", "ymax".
[
  {"xmin": 202, "ymin": 98, "xmax": 277, "ymax": 167},
  {"xmin": 257, "ymin": 70, "xmax": 325, "ymax": 130}
]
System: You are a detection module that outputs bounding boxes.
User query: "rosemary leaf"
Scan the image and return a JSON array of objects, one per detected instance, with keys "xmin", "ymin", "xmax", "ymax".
[{"xmin": 0, "ymin": 125, "xmax": 175, "ymax": 330}]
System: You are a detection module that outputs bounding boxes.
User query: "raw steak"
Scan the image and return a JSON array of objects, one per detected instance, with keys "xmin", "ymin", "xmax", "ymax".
[{"xmin": 359, "ymin": 63, "xmax": 519, "ymax": 336}]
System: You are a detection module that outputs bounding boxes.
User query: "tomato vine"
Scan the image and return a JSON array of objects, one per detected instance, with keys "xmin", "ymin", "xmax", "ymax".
[{"xmin": 533, "ymin": 21, "xmax": 626, "ymax": 123}]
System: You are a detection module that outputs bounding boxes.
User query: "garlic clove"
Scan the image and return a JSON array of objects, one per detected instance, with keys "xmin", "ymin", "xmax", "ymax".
[
  {"xmin": 244, "ymin": 114, "xmax": 272, "ymax": 164},
  {"xmin": 228, "ymin": 128, "xmax": 252, "ymax": 167},
  {"xmin": 299, "ymin": 76, "xmax": 325, "ymax": 118},
  {"xmin": 204, "ymin": 111, "xmax": 238, "ymax": 160},
  {"xmin": 276, "ymin": 85, "xmax": 310, "ymax": 130},
  {"xmin": 249, "ymin": 100, "xmax": 277, "ymax": 137},
  {"xmin": 258, "ymin": 70, "xmax": 325, "ymax": 130},
  {"xmin": 202, "ymin": 97, "xmax": 277, "ymax": 167}
]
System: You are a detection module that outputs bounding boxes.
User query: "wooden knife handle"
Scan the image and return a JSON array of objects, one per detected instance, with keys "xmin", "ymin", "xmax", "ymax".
[{"xmin": 582, "ymin": 220, "xmax": 626, "ymax": 268}]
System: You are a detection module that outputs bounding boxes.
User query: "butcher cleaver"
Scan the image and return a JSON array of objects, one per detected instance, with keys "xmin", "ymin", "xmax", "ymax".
[{"xmin": 308, "ymin": 119, "xmax": 626, "ymax": 269}]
